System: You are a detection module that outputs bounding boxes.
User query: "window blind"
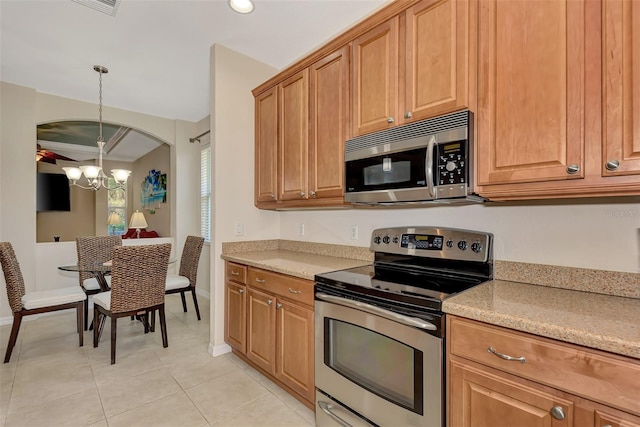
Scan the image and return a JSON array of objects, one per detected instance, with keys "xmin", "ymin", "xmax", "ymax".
[{"xmin": 200, "ymin": 145, "xmax": 211, "ymax": 242}]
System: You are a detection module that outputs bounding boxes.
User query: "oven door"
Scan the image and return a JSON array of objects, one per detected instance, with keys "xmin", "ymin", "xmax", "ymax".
[{"xmin": 315, "ymin": 297, "xmax": 443, "ymax": 427}]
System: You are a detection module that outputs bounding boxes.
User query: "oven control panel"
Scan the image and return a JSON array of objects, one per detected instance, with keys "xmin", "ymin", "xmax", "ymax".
[{"xmin": 370, "ymin": 226, "xmax": 493, "ymax": 263}]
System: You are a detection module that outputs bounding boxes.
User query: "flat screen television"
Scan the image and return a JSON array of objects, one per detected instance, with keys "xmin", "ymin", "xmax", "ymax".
[{"xmin": 37, "ymin": 172, "xmax": 71, "ymax": 212}]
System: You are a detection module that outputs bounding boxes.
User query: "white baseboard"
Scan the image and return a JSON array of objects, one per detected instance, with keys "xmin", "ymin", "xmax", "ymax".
[{"xmin": 209, "ymin": 342, "xmax": 231, "ymax": 357}]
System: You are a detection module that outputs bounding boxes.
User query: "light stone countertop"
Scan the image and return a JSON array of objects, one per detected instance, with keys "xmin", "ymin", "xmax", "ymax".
[
  {"xmin": 221, "ymin": 240, "xmax": 639, "ymax": 360},
  {"xmin": 221, "ymin": 249, "xmax": 371, "ymax": 281},
  {"xmin": 443, "ymin": 280, "xmax": 640, "ymax": 359}
]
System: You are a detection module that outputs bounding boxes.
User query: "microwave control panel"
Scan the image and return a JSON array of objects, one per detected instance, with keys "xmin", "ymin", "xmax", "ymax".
[{"xmin": 436, "ymin": 141, "xmax": 467, "ymax": 186}]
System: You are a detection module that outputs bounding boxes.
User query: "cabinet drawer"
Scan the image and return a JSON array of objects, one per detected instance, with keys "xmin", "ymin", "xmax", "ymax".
[
  {"xmin": 226, "ymin": 262, "xmax": 247, "ymax": 284},
  {"xmin": 448, "ymin": 316, "xmax": 640, "ymax": 416},
  {"xmin": 248, "ymin": 267, "xmax": 314, "ymax": 306}
]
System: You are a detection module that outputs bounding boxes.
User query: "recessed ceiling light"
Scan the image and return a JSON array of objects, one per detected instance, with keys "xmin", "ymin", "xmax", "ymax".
[{"xmin": 229, "ymin": 0, "xmax": 254, "ymax": 14}]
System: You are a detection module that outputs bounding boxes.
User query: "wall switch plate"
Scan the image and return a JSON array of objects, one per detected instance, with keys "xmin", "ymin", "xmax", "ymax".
[
  {"xmin": 350, "ymin": 225, "xmax": 358, "ymax": 240},
  {"xmin": 234, "ymin": 222, "xmax": 244, "ymax": 236},
  {"xmin": 297, "ymin": 223, "xmax": 305, "ymax": 237}
]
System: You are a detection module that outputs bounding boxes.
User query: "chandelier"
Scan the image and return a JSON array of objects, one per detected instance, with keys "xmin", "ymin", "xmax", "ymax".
[{"xmin": 62, "ymin": 65, "xmax": 131, "ymax": 190}]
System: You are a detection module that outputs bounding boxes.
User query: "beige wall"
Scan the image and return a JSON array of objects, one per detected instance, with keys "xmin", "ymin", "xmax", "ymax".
[
  {"xmin": 209, "ymin": 44, "xmax": 280, "ymax": 354},
  {"xmin": 132, "ymin": 144, "xmax": 171, "ymax": 237}
]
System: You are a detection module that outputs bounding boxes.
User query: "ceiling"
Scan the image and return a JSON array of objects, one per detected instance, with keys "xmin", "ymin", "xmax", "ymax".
[{"xmin": 0, "ymin": 0, "xmax": 388, "ymax": 123}]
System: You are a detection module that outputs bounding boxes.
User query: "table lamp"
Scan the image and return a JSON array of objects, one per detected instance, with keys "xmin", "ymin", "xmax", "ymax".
[
  {"xmin": 129, "ymin": 210, "xmax": 148, "ymax": 239},
  {"xmin": 107, "ymin": 211, "xmax": 121, "ymax": 235}
]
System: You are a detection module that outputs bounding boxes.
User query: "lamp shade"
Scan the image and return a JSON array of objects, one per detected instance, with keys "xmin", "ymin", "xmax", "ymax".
[
  {"xmin": 129, "ymin": 210, "xmax": 148, "ymax": 229},
  {"xmin": 107, "ymin": 211, "xmax": 121, "ymax": 225}
]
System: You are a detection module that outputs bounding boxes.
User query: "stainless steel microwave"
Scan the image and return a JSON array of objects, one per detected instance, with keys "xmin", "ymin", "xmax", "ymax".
[{"xmin": 344, "ymin": 110, "xmax": 484, "ymax": 205}]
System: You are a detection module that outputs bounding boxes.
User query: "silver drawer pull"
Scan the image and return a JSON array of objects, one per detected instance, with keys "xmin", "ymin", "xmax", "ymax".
[
  {"xmin": 318, "ymin": 401, "xmax": 353, "ymax": 427},
  {"xmin": 488, "ymin": 346, "xmax": 526, "ymax": 363},
  {"xmin": 288, "ymin": 288, "xmax": 302, "ymax": 294},
  {"xmin": 230, "ymin": 271, "xmax": 240, "ymax": 276},
  {"xmin": 255, "ymin": 278, "xmax": 266, "ymax": 284}
]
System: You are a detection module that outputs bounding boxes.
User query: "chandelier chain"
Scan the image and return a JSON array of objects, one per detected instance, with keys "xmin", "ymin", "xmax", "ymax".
[{"xmin": 98, "ymin": 69, "xmax": 104, "ymax": 143}]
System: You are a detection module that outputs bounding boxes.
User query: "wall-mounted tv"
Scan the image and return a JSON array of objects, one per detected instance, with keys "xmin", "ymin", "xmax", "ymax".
[{"xmin": 37, "ymin": 172, "xmax": 71, "ymax": 212}]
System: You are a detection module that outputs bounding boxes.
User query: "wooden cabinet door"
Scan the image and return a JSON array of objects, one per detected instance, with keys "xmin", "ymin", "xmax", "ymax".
[
  {"xmin": 595, "ymin": 410, "xmax": 640, "ymax": 427},
  {"xmin": 309, "ymin": 46, "xmax": 349, "ymax": 200},
  {"xmin": 279, "ymin": 69, "xmax": 309, "ymax": 201},
  {"xmin": 476, "ymin": 0, "xmax": 586, "ymax": 185},
  {"xmin": 449, "ymin": 359, "xmax": 574, "ymax": 427},
  {"xmin": 224, "ymin": 281, "xmax": 246, "ymax": 353},
  {"xmin": 352, "ymin": 17, "xmax": 399, "ymax": 136},
  {"xmin": 602, "ymin": 0, "xmax": 640, "ymax": 177},
  {"xmin": 255, "ymin": 87, "xmax": 278, "ymax": 203},
  {"xmin": 403, "ymin": 0, "xmax": 472, "ymax": 123},
  {"xmin": 275, "ymin": 298, "xmax": 314, "ymax": 403},
  {"xmin": 246, "ymin": 287, "xmax": 276, "ymax": 375}
]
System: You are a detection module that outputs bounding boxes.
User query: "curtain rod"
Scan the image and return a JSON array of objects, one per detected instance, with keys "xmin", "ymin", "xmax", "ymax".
[{"xmin": 189, "ymin": 129, "xmax": 210, "ymax": 143}]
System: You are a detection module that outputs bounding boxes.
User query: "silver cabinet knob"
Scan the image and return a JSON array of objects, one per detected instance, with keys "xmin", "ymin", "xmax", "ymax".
[
  {"xmin": 238, "ymin": 288, "xmax": 244, "ymax": 294},
  {"xmin": 566, "ymin": 164, "xmax": 580, "ymax": 174},
  {"xmin": 550, "ymin": 406, "xmax": 565, "ymax": 420},
  {"xmin": 404, "ymin": 112, "xmax": 412, "ymax": 119},
  {"xmin": 276, "ymin": 303, "xmax": 282, "ymax": 309},
  {"xmin": 300, "ymin": 192, "xmax": 305, "ymax": 197},
  {"xmin": 387, "ymin": 117, "xmax": 395, "ymax": 124},
  {"xmin": 267, "ymin": 299, "xmax": 273, "ymax": 305},
  {"xmin": 605, "ymin": 160, "xmax": 620, "ymax": 171},
  {"xmin": 309, "ymin": 191, "xmax": 316, "ymax": 197},
  {"xmin": 270, "ymin": 193, "xmax": 275, "ymax": 199}
]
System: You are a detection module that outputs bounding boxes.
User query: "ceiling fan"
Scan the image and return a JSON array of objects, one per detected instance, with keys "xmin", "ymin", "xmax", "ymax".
[{"xmin": 36, "ymin": 144, "xmax": 77, "ymax": 164}]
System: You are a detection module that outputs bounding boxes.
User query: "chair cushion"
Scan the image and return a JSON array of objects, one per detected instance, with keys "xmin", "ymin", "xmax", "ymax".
[
  {"xmin": 165, "ymin": 275, "xmax": 190, "ymax": 291},
  {"xmin": 22, "ymin": 287, "xmax": 86, "ymax": 310},
  {"xmin": 82, "ymin": 276, "xmax": 112, "ymax": 291},
  {"xmin": 92, "ymin": 291, "xmax": 111, "ymax": 311}
]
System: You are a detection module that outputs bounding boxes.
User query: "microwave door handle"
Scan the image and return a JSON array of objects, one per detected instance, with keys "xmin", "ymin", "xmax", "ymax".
[
  {"xmin": 425, "ymin": 135, "xmax": 436, "ymax": 198},
  {"xmin": 316, "ymin": 293, "xmax": 437, "ymax": 331}
]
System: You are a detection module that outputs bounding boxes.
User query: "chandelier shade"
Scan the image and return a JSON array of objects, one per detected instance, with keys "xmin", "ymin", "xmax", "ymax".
[{"xmin": 62, "ymin": 65, "xmax": 132, "ymax": 191}]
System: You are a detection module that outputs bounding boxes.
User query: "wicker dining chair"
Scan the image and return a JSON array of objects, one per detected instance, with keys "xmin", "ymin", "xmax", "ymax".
[
  {"xmin": 93, "ymin": 243, "xmax": 171, "ymax": 364},
  {"xmin": 76, "ymin": 235, "xmax": 122, "ymax": 330},
  {"xmin": 165, "ymin": 236, "xmax": 205, "ymax": 320},
  {"xmin": 1, "ymin": 242, "xmax": 86, "ymax": 363}
]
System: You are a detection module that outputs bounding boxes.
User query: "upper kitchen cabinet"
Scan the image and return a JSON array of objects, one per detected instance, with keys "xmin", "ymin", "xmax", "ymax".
[
  {"xmin": 351, "ymin": 0, "xmax": 473, "ymax": 137},
  {"xmin": 602, "ymin": 0, "xmax": 640, "ymax": 177},
  {"xmin": 279, "ymin": 69, "xmax": 309, "ymax": 202},
  {"xmin": 255, "ymin": 86, "xmax": 278, "ymax": 205},
  {"xmin": 308, "ymin": 46, "xmax": 350, "ymax": 201},
  {"xmin": 254, "ymin": 48, "xmax": 349, "ymax": 209},
  {"xmin": 475, "ymin": 0, "xmax": 640, "ymax": 200}
]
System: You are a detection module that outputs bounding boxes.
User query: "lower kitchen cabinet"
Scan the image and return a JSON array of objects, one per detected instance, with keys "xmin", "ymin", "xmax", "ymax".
[
  {"xmin": 447, "ymin": 315, "xmax": 640, "ymax": 427},
  {"xmin": 224, "ymin": 262, "xmax": 315, "ymax": 409}
]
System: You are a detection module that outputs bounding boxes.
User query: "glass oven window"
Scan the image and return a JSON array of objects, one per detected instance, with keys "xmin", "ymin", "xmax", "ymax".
[
  {"xmin": 345, "ymin": 147, "xmax": 429, "ymax": 193},
  {"xmin": 325, "ymin": 318, "xmax": 423, "ymax": 415}
]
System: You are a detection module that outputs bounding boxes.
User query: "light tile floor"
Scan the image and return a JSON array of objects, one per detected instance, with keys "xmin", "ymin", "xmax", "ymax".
[{"xmin": 0, "ymin": 297, "xmax": 315, "ymax": 427}]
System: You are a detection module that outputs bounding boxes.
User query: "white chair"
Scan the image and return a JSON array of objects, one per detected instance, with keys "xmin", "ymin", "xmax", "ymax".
[
  {"xmin": 165, "ymin": 236, "xmax": 205, "ymax": 320},
  {"xmin": 1, "ymin": 242, "xmax": 86, "ymax": 363}
]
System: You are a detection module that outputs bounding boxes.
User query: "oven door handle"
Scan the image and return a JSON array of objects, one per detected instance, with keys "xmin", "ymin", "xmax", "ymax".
[
  {"xmin": 318, "ymin": 401, "xmax": 353, "ymax": 427},
  {"xmin": 316, "ymin": 293, "xmax": 437, "ymax": 331}
]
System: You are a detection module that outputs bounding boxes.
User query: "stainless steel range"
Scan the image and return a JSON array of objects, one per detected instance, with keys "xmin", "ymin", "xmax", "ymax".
[{"xmin": 314, "ymin": 226, "xmax": 493, "ymax": 427}]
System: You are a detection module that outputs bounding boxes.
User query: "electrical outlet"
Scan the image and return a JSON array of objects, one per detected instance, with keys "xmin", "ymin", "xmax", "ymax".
[
  {"xmin": 234, "ymin": 222, "xmax": 244, "ymax": 236},
  {"xmin": 297, "ymin": 223, "xmax": 305, "ymax": 237},
  {"xmin": 350, "ymin": 225, "xmax": 359, "ymax": 240}
]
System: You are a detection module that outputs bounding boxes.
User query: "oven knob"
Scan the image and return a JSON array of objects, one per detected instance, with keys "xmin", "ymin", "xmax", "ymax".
[
  {"xmin": 446, "ymin": 239, "xmax": 454, "ymax": 248},
  {"xmin": 392, "ymin": 236, "xmax": 399, "ymax": 244},
  {"xmin": 446, "ymin": 161, "xmax": 457, "ymax": 172},
  {"xmin": 373, "ymin": 236, "xmax": 381, "ymax": 244},
  {"xmin": 382, "ymin": 235, "xmax": 391, "ymax": 244},
  {"xmin": 457, "ymin": 240, "xmax": 468, "ymax": 251},
  {"xmin": 471, "ymin": 242, "xmax": 483, "ymax": 253}
]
